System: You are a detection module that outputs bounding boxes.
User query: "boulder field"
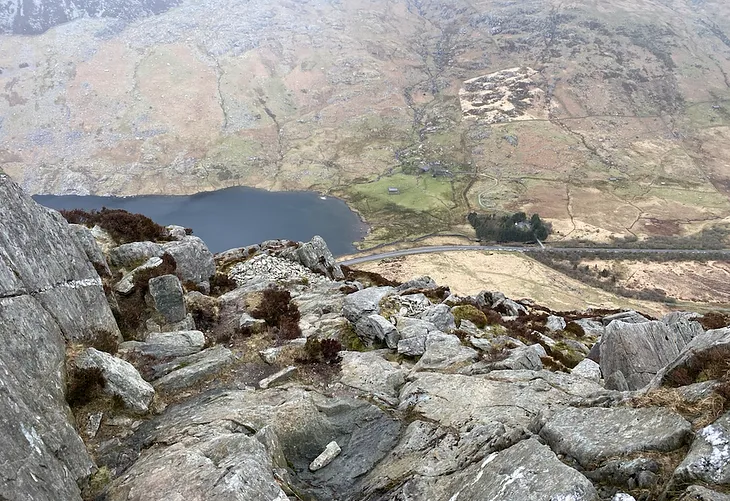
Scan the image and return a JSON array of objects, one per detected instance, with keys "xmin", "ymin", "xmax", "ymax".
[{"xmin": 2, "ymin": 172, "xmax": 730, "ymax": 501}]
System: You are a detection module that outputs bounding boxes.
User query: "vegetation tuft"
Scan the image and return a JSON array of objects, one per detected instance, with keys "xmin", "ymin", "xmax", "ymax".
[
  {"xmin": 252, "ymin": 286, "xmax": 302, "ymax": 341},
  {"xmin": 60, "ymin": 208, "xmax": 171, "ymax": 244},
  {"xmin": 66, "ymin": 367, "xmax": 105, "ymax": 408},
  {"xmin": 452, "ymin": 304, "xmax": 488, "ymax": 328}
]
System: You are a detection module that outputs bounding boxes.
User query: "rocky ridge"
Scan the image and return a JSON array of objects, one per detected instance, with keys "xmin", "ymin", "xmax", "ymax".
[{"xmin": 3, "ymin": 175, "xmax": 730, "ymax": 500}]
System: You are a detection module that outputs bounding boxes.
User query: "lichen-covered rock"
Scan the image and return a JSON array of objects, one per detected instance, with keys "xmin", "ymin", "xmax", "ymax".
[
  {"xmin": 546, "ymin": 315, "xmax": 567, "ymax": 332},
  {"xmin": 540, "ymin": 407, "xmax": 692, "ymax": 468},
  {"xmin": 119, "ymin": 331, "xmax": 206, "ymax": 359},
  {"xmin": 114, "ymin": 256, "xmax": 164, "ymax": 295},
  {"xmin": 355, "ymin": 313, "xmax": 399, "ymax": 348},
  {"xmin": 339, "ymin": 351, "xmax": 406, "ymax": 400},
  {"xmin": 108, "ymin": 241, "xmax": 164, "ymax": 269},
  {"xmin": 69, "ymin": 223, "xmax": 111, "ymax": 276},
  {"xmin": 439, "ymin": 438, "xmax": 599, "ymax": 501},
  {"xmin": 571, "ymin": 358, "xmax": 602, "ymax": 382},
  {"xmin": 419, "ymin": 303, "xmax": 456, "ymax": 332},
  {"xmin": 279, "ymin": 235, "xmax": 344, "ymax": 280},
  {"xmin": 343, "ymin": 286, "xmax": 394, "ymax": 323},
  {"xmin": 152, "ymin": 345, "xmax": 234, "ymax": 392},
  {"xmin": 600, "ymin": 320, "xmax": 695, "ymax": 390},
  {"xmin": 678, "ymin": 486, "xmax": 730, "ymax": 501},
  {"xmin": 148, "ymin": 274, "xmax": 186, "ymax": 324},
  {"xmin": 0, "ymin": 175, "xmax": 121, "ymax": 500},
  {"xmin": 673, "ymin": 412, "xmax": 730, "ymax": 486},
  {"xmin": 75, "ymin": 348, "xmax": 155, "ymax": 414},
  {"xmin": 162, "ymin": 235, "xmax": 215, "ymax": 288}
]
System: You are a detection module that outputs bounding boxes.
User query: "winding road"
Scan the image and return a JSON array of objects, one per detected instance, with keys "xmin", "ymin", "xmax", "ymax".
[{"xmin": 338, "ymin": 244, "xmax": 730, "ymax": 266}]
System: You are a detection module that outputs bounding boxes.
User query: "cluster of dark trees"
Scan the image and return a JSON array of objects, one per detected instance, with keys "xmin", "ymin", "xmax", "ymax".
[{"xmin": 468, "ymin": 211, "xmax": 551, "ymax": 243}]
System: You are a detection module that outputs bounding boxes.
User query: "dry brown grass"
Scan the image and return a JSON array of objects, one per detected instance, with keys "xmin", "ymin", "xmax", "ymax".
[{"xmin": 631, "ymin": 387, "xmax": 726, "ymax": 430}]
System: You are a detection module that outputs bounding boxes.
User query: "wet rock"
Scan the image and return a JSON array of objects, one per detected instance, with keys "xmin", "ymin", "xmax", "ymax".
[
  {"xmin": 148, "ymin": 274, "xmax": 186, "ymax": 324},
  {"xmin": 540, "ymin": 406, "xmax": 692, "ymax": 468},
  {"xmin": 309, "ymin": 441, "xmax": 342, "ymax": 471},
  {"xmin": 75, "ymin": 348, "xmax": 155, "ymax": 414}
]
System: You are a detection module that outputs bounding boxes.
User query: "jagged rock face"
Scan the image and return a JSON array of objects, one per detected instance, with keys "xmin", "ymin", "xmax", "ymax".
[
  {"xmin": 0, "ymin": 174, "xmax": 121, "ymax": 500},
  {"xmin": 0, "ymin": 0, "xmax": 181, "ymax": 35}
]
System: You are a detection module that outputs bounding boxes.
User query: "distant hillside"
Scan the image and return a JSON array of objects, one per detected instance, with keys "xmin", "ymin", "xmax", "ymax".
[{"xmin": 2, "ymin": 0, "xmax": 730, "ymax": 247}]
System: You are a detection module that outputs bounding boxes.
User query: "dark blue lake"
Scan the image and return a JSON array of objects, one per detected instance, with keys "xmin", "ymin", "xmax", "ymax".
[{"xmin": 33, "ymin": 187, "xmax": 367, "ymax": 256}]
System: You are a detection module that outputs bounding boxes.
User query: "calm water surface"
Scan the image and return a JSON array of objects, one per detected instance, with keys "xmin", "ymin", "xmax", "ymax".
[{"xmin": 34, "ymin": 187, "xmax": 367, "ymax": 256}]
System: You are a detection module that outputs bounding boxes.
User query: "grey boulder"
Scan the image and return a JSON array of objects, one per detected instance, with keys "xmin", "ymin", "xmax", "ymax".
[
  {"xmin": 120, "ymin": 331, "xmax": 206, "ymax": 359},
  {"xmin": 419, "ymin": 303, "xmax": 456, "ymax": 332},
  {"xmin": 355, "ymin": 314, "xmax": 399, "ymax": 348},
  {"xmin": 149, "ymin": 274, "xmax": 186, "ymax": 324},
  {"xmin": 673, "ymin": 412, "xmax": 730, "ymax": 486},
  {"xmin": 152, "ymin": 345, "xmax": 234, "ymax": 392},
  {"xmin": 69, "ymin": 223, "xmax": 111, "ymax": 276},
  {"xmin": 75, "ymin": 348, "xmax": 155, "ymax": 414},
  {"xmin": 343, "ymin": 286, "xmax": 394, "ymax": 323},
  {"xmin": 600, "ymin": 320, "xmax": 695, "ymax": 390},
  {"xmin": 108, "ymin": 241, "xmax": 163, "ymax": 268},
  {"xmin": 162, "ymin": 235, "xmax": 215, "ymax": 287}
]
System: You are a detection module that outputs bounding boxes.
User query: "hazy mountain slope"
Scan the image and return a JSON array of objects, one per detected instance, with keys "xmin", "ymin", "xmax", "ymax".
[
  {"xmin": 2, "ymin": 0, "xmax": 730, "ymax": 244},
  {"xmin": 0, "ymin": 0, "xmax": 180, "ymax": 35}
]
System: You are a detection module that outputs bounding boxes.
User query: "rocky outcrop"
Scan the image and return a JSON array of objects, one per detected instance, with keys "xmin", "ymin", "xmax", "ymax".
[
  {"xmin": 162, "ymin": 236, "xmax": 215, "ymax": 289},
  {"xmin": 0, "ymin": 174, "xmax": 121, "ymax": 500},
  {"xmin": 600, "ymin": 320, "xmax": 699, "ymax": 390}
]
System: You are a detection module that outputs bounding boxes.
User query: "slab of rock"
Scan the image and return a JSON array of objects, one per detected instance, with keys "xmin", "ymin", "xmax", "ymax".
[
  {"xmin": 603, "ymin": 310, "xmax": 650, "ymax": 325},
  {"xmin": 75, "ymin": 348, "xmax": 155, "ymax": 414},
  {"xmin": 600, "ymin": 320, "xmax": 694, "ymax": 390},
  {"xmin": 239, "ymin": 312, "xmax": 267, "ymax": 332},
  {"xmin": 152, "ymin": 345, "xmax": 234, "ymax": 392},
  {"xmin": 339, "ymin": 351, "xmax": 406, "ymax": 399},
  {"xmin": 412, "ymin": 341, "xmax": 479, "ymax": 372},
  {"xmin": 162, "ymin": 235, "xmax": 215, "ymax": 287},
  {"xmin": 309, "ymin": 441, "xmax": 342, "ymax": 471},
  {"xmin": 259, "ymin": 366, "xmax": 298, "ymax": 389},
  {"xmin": 678, "ymin": 486, "xmax": 730, "ymax": 501},
  {"xmin": 673, "ymin": 412, "xmax": 730, "ymax": 485},
  {"xmin": 540, "ymin": 406, "xmax": 692, "ymax": 468},
  {"xmin": 149, "ymin": 274, "xmax": 186, "ymax": 324},
  {"xmin": 355, "ymin": 314, "xmax": 399, "ymax": 348},
  {"xmin": 397, "ymin": 330, "xmax": 460, "ymax": 358},
  {"xmin": 442, "ymin": 438, "xmax": 598, "ymax": 500},
  {"xmin": 108, "ymin": 241, "xmax": 164, "ymax": 269},
  {"xmin": 343, "ymin": 286, "xmax": 394, "ymax": 323},
  {"xmin": 397, "ymin": 276, "xmax": 437, "ymax": 292},
  {"xmin": 106, "ymin": 433, "xmax": 289, "ymax": 501},
  {"xmin": 69, "ymin": 223, "xmax": 111, "ymax": 276},
  {"xmin": 493, "ymin": 344, "xmax": 546, "ymax": 371},
  {"xmin": 571, "ymin": 358, "xmax": 602, "ymax": 382},
  {"xmin": 121, "ymin": 331, "xmax": 205, "ymax": 359},
  {"xmin": 419, "ymin": 304, "xmax": 456, "ymax": 332}
]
